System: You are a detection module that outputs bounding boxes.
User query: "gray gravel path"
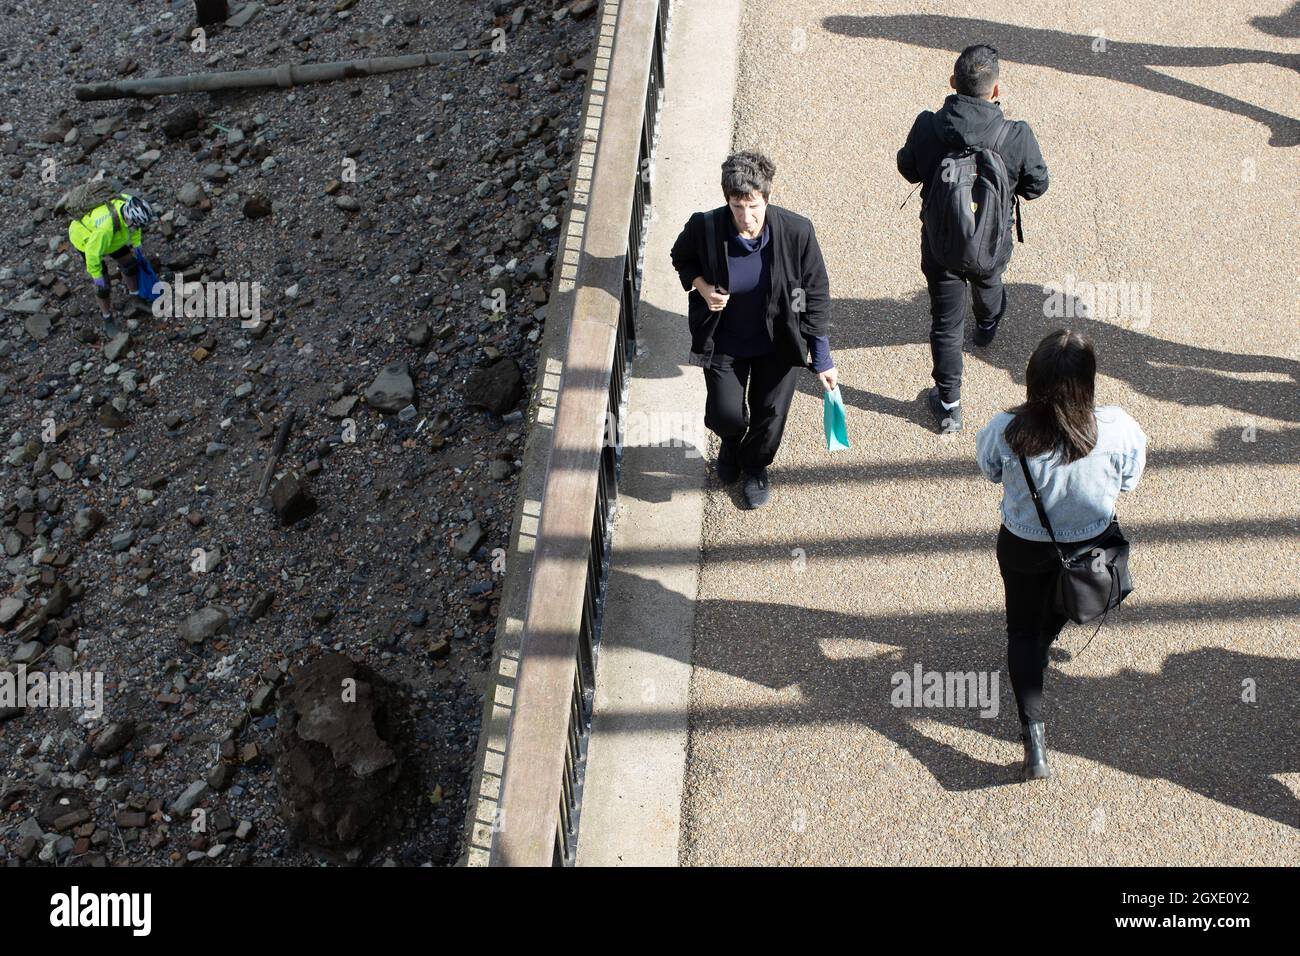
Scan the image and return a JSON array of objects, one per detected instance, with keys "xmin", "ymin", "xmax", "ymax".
[{"xmin": 680, "ymin": 0, "xmax": 1299, "ymax": 865}]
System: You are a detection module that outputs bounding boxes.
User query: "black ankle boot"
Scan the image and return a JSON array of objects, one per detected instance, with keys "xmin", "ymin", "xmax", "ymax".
[{"xmin": 1021, "ymin": 720, "xmax": 1050, "ymax": 781}]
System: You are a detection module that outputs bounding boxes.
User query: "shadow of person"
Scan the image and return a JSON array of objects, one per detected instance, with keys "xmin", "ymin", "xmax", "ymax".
[
  {"xmin": 615, "ymin": 435, "xmax": 707, "ymax": 506},
  {"xmin": 822, "ymin": 13, "xmax": 1300, "ymax": 147},
  {"xmin": 1253, "ymin": 2, "xmax": 1300, "ymax": 39},
  {"xmin": 608, "ymin": 568, "xmax": 1300, "ymax": 827},
  {"xmin": 825, "ymin": 284, "xmax": 1300, "ymax": 425},
  {"xmin": 633, "ymin": 284, "xmax": 1298, "ymax": 459},
  {"xmin": 989, "ymin": 283, "xmax": 1300, "ymax": 423},
  {"xmin": 665, "ymin": 570, "xmax": 1024, "ymax": 791},
  {"xmin": 792, "ymin": 289, "xmax": 935, "ymax": 427},
  {"xmin": 1050, "ymin": 645, "xmax": 1300, "ymax": 829}
]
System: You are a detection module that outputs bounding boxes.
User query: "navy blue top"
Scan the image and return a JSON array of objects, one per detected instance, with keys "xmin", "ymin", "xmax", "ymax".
[
  {"xmin": 806, "ymin": 335, "xmax": 832, "ymax": 373},
  {"xmin": 713, "ymin": 218, "xmax": 834, "ymax": 372},
  {"xmin": 714, "ymin": 221, "xmax": 774, "ymax": 358}
]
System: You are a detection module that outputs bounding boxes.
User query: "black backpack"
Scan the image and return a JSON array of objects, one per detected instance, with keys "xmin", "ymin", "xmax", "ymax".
[{"xmin": 922, "ymin": 115, "xmax": 1022, "ymax": 276}]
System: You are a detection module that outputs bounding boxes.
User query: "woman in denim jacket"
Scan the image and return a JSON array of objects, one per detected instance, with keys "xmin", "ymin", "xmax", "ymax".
[{"xmin": 976, "ymin": 329, "xmax": 1147, "ymax": 781}]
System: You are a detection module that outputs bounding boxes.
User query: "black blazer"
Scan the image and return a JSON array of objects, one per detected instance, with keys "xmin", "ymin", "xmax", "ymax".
[{"xmin": 669, "ymin": 204, "xmax": 830, "ymax": 368}]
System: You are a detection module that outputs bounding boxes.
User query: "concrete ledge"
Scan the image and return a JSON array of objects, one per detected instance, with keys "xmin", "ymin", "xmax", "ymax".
[{"xmin": 458, "ymin": 0, "xmax": 625, "ymax": 867}]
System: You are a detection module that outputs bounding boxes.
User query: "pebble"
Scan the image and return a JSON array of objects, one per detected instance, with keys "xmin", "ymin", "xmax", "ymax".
[
  {"xmin": 365, "ymin": 363, "xmax": 416, "ymax": 413},
  {"xmin": 179, "ymin": 607, "xmax": 229, "ymax": 645},
  {"xmin": 170, "ymin": 781, "xmax": 209, "ymax": 815},
  {"xmin": 453, "ymin": 522, "xmax": 485, "ymax": 558},
  {"xmin": 177, "ymin": 182, "xmax": 204, "ymax": 207}
]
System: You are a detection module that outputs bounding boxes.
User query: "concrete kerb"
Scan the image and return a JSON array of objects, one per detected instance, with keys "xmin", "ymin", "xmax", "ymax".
[{"xmin": 573, "ymin": 0, "xmax": 742, "ymax": 866}]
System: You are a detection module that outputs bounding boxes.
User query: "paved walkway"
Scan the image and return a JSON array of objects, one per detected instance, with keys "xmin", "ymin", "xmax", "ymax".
[{"xmin": 678, "ymin": 0, "xmax": 1299, "ymax": 864}]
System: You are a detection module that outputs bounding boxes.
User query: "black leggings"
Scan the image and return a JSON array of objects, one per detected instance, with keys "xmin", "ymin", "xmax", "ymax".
[{"xmin": 996, "ymin": 522, "xmax": 1115, "ymax": 724}]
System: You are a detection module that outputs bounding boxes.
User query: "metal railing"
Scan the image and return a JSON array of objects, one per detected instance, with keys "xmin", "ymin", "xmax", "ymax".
[{"xmin": 489, "ymin": 0, "xmax": 668, "ymax": 866}]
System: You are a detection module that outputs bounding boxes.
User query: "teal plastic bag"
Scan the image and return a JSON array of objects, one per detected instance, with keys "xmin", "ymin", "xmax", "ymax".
[{"xmin": 823, "ymin": 386, "xmax": 850, "ymax": 451}]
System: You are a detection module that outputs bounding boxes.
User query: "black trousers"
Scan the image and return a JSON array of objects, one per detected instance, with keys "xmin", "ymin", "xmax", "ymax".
[
  {"xmin": 703, "ymin": 351, "xmax": 801, "ymax": 473},
  {"xmin": 996, "ymin": 522, "xmax": 1115, "ymax": 725},
  {"xmin": 920, "ymin": 234, "xmax": 1007, "ymax": 404},
  {"xmin": 94, "ymin": 246, "xmax": 139, "ymax": 303}
]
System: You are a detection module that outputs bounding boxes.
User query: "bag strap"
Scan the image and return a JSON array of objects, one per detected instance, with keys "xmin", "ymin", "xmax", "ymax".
[
  {"xmin": 991, "ymin": 116, "xmax": 1013, "ymax": 153},
  {"xmin": 989, "ymin": 119, "xmax": 1025, "ymax": 243},
  {"xmin": 1075, "ymin": 587, "xmax": 1117, "ymax": 659},
  {"xmin": 703, "ymin": 207, "xmax": 720, "ymax": 288},
  {"xmin": 1018, "ymin": 453, "xmax": 1066, "ymax": 563},
  {"xmin": 108, "ymin": 195, "xmax": 125, "ymax": 237}
]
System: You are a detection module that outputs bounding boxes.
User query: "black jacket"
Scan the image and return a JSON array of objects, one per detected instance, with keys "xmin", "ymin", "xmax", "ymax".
[
  {"xmin": 897, "ymin": 93, "xmax": 1049, "ymax": 213},
  {"xmin": 669, "ymin": 204, "xmax": 830, "ymax": 368}
]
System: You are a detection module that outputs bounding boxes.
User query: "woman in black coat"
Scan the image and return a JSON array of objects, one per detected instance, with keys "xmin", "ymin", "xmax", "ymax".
[{"xmin": 669, "ymin": 151, "xmax": 838, "ymax": 509}]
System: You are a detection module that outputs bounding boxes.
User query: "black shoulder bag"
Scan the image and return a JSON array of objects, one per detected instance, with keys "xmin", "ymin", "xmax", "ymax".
[{"xmin": 1018, "ymin": 454, "xmax": 1134, "ymax": 648}]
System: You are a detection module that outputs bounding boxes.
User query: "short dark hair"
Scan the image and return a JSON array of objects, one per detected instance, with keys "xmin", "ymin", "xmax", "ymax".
[
  {"xmin": 954, "ymin": 44, "xmax": 999, "ymax": 97},
  {"xmin": 721, "ymin": 150, "xmax": 775, "ymax": 200},
  {"xmin": 1005, "ymin": 329, "xmax": 1098, "ymax": 464}
]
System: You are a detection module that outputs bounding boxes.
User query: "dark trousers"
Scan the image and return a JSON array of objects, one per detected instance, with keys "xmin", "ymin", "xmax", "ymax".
[
  {"xmin": 920, "ymin": 234, "xmax": 1007, "ymax": 404},
  {"xmin": 94, "ymin": 246, "xmax": 139, "ymax": 303},
  {"xmin": 703, "ymin": 351, "xmax": 801, "ymax": 473},
  {"xmin": 996, "ymin": 522, "xmax": 1114, "ymax": 725}
]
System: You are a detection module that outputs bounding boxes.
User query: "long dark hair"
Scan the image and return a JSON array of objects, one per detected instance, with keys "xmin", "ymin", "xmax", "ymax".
[{"xmin": 1005, "ymin": 329, "xmax": 1098, "ymax": 463}]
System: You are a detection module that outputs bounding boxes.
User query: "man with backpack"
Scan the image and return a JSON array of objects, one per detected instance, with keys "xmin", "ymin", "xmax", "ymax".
[
  {"xmin": 897, "ymin": 44, "xmax": 1049, "ymax": 433},
  {"xmin": 64, "ymin": 181, "xmax": 159, "ymax": 337}
]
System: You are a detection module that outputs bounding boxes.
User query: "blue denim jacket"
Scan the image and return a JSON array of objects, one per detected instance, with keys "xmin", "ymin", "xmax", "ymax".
[{"xmin": 976, "ymin": 406, "xmax": 1147, "ymax": 543}]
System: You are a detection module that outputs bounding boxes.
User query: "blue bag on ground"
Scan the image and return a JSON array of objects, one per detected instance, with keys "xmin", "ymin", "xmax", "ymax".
[
  {"xmin": 823, "ymin": 385, "xmax": 850, "ymax": 451},
  {"xmin": 134, "ymin": 252, "xmax": 162, "ymax": 304}
]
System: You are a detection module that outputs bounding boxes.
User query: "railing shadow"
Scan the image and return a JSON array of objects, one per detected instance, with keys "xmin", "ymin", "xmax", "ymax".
[{"xmin": 640, "ymin": 286, "xmax": 1300, "ymax": 426}]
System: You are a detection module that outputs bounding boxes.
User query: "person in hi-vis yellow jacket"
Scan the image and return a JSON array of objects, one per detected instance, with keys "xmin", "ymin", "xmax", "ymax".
[{"xmin": 67, "ymin": 193, "xmax": 157, "ymax": 335}]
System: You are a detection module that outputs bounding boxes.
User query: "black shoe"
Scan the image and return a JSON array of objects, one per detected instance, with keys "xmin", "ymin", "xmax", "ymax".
[
  {"xmin": 1021, "ymin": 720, "xmax": 1050, "ymax": 781},
  {"xmin": 973, "ymin": 317, "xmax": 1000, "ymax": 347},
  {"xmin": 741, "ymin": 468, "xmax": 770, "ymax": 509},
  {"xmin": 102, "ymin": 316, "xmax": 120, "ymax": 339},
  {"xmin": 926, "ymin": 387, "xmax": 962, "ymax": 433},
  {"xmin": 716, "ymin": 439, "xmax": 741, "ymax": 484}
]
